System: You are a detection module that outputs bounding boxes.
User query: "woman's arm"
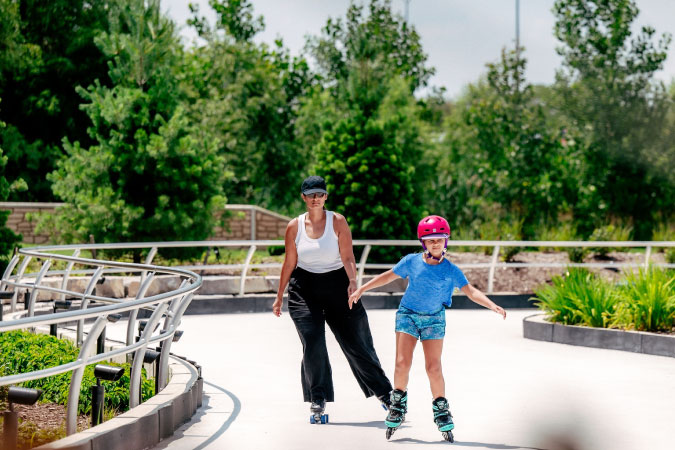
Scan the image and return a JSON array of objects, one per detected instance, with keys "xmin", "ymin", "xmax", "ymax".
[
  {"xmin": 272, "ymin": 219, "xmax": 298, "ymax": 317},
  {"xmin": 334, "ymin": 213, "xmax": 359, "ymax": 296},
  {"xmin": 460, "ymin": 284, "xmax": 506, "ymax": 319},
  {"xmin": 348, "ymin": 269, "xmax": 401, "ymax": 309}
]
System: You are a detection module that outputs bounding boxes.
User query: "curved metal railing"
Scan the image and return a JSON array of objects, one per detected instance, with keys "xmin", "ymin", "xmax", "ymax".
[{"xmin": 0, "ymin": 245, "xmax": 201, "ymax": 435}]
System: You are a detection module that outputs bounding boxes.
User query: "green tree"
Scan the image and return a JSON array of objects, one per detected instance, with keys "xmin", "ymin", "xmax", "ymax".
[
  {"xmin": 0, "ymin": 0, "xmax": 110, "ymax": 201},
  {"xmin": 0, "ymin": 109, "xmax": 22, "ymax": 272},
  {"xmin": 432, "ymin": 49, "xmax": 587, "ymax": 239},
  {"xmin": 46, "ymin": 0, "xmax": 226, "ymax": 257},
  {"xmin": 184, "ymin": 0, "xmax": 314, "ymax": 213},
  {"xmin": 552, "ymin": 0, "xmax": 675, "ymax": 238},
  {"xmin": 315, "ymin": 79, "xmax": 423, "ymax": 247},
  {"xmin": 302, "ymin": 0, "xmax": 434, "ymax": 244}
]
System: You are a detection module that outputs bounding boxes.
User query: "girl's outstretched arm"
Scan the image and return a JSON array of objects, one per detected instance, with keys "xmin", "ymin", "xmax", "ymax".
[
  {"xmin": 348, "ymin": 269, "xmax": 401, "ymax": 309},
  {"xmin": 460, "ymin": 284, "xmax": 506, "ymax": 319}
]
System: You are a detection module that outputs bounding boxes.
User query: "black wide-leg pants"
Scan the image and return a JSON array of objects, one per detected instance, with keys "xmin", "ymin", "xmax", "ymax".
[{"xmin": 287, "ymin": 266, "xmax": 392, "ymax": 403}]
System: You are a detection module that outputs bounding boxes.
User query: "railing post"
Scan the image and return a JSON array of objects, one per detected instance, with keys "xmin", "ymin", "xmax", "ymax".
[
  {"xmin": 487, "ymin": 245, "xmax": 500, "ymax": 294},
  {"xmin": 239, "ymin": 245, "xmax": 257, "ymax": 296},
  {"xmin": 644, "ymin": 245, "xmax": 652, "ymax": 270},
  {"xmin": 139, "ymin": 247, "xmax": 158, "ymax": 289},
  {"xmin": 129, "ymin": 303, "xmax": 168, "ymax": 408},
  {"xmin": 158, "ymin": 292, "xmax": 195, "ymax": 391},
  {"xmin": 59, "ymin": 249, "xmax": 81, "ymax": 301},
  {"xmin": 126, "ymin": 273, "xmax": 156, "ymax": 347},
  {"xmin": 0, "ymin": 255, "xmax": 20, "ymax": 292},
  {"xmin": 76, "ymin": 266, "xmax": 104, "ymax": 347},
  {"xmin": 27, "ymin": 260, "xmax": 52, "ymax": 317},
  {"xmin": 10, "ymin": 256, "xmax": 32, "ymax": 312},
  {"xmin": 357, "ymin": 245, "xmax": 372, "ymax": 289},
  {"xmin": 66, "ymin": 316, "xmax": 109, "ymax": 435}
]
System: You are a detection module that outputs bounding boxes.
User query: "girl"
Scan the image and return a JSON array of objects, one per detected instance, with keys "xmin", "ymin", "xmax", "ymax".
[{"xmin": 348, "ymin": 215, "xmax": 506, "ymax": 441}]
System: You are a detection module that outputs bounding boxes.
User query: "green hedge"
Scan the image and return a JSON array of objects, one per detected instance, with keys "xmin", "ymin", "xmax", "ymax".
[
  {"xmin": 0, "ymin": 331, "xmax": 154, "ymax": 415},
  {"xmin": 533, "ymin": 267, "xmax": 675, "ymax": 332}
]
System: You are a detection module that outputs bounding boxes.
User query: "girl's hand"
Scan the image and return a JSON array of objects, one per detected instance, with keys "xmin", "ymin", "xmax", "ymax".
[
  {"xmin": 272, "ymin": 296, "xmax": 283, "ymax": 317},
  {"xmin": 348, "ymin": 288, "xmax": 362, "ymax": 310},
  {"xmin": 493, "ymin": 305, "xmax": 506, "ymax": 319}
]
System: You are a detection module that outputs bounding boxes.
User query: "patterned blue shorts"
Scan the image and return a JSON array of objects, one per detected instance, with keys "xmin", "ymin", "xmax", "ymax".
[{"xmin": 395, "ymin": 306, "xmax": 446, "ymax": 341}]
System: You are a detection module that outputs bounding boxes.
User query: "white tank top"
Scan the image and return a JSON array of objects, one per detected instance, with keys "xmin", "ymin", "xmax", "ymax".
[{"xmin": 295, "ymin": 211, "xmax": 344, "ymax": 273}]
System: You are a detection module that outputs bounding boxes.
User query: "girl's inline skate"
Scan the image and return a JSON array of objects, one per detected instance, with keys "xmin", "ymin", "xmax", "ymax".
[
  {"xmin": 432, "ymin": 397, "xmax": 454, "ymax": 442},
  {"xmin": 384, "ymin": 389, "xmax": 407, "ymax": 439}
]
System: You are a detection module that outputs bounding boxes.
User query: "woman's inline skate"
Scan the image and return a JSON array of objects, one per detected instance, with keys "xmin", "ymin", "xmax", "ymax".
[
  {"xmin": 309, "ymin": 399, "xmax": 328, "ymax": 424},
  {"xmin": 384, "ymin": 389, "xmax": 407, "ymax": 439}
]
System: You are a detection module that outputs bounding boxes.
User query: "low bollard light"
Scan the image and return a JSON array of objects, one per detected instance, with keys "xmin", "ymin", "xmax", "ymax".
[
  {"xmin": 0, "ymin": 291, "xmax": 14, "ymax": 321},
  {"xmin": 96, "ymin": 314, "xmax": 122, "ymax": 355},
  {"xmin": 50, "ymin": 300, "xmax": 72, "ymax": 336},
  {"xmin": 91, "ymin": 365, "xmax": 124, "ymax": 427},
  {"xmin": 3, "ymin": 387, "xmax": 43, "ymax": 450}
]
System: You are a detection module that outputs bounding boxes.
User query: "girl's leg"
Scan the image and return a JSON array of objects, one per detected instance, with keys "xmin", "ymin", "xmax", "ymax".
[
  {"xmin": 421, "ymin": 338, "xmax": 445, "ymax": 399},
  {"xmin": 393, "ymin": 332, "xmax": 418, "ymax": 390}
]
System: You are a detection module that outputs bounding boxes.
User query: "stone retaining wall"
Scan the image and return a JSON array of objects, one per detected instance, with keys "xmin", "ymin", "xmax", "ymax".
[
  {"xmin": 523, "ymin": 313, "xmax": 675, "ymax": 358},
  {"xmin": 0, "ymin": 202, "xmax": 290, "ymax": 244}
]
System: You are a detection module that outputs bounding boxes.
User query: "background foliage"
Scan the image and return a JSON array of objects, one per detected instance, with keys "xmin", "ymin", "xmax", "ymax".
[{"xmin": 0, "ymin": 0, "xmax": 673, "ymax": 258}]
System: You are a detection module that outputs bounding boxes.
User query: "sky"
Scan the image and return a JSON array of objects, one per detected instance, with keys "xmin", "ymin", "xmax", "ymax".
[{"xmin": 162, "ymin": 0, "xmax": 675, "ymax": 99}]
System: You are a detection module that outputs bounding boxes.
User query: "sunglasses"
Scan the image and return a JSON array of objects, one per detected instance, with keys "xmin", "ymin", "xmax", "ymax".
[{"xmin": 305, "ymin": 193, "xmax": 326, "ymax": 199}]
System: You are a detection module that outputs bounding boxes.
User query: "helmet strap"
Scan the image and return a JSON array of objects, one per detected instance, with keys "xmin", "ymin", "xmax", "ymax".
[{"xmin": 421, "ymin": 239, "xmax": 448, "ymax": 261}]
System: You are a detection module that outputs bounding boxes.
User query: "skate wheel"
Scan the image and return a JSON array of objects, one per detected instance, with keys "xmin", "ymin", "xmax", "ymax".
[
  {"xmin": 442, "ymin": 431, "xmax": 454, "ymax": 442},
  {"xmin": 321, "ymin": 414, "xmax": 329, "ymax": 424},
  {"xmin": 386, "ymin": 427, "xmax": 395, "ymax": 440},
  {"xmin": 310, "ymin": 415, "xmax": 316, "ymax": 424}
]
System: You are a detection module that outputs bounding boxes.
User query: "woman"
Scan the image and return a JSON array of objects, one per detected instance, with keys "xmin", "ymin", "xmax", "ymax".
[{"xmin": 272, "ymin": 175, "xmax": 392, "ymax": 422}]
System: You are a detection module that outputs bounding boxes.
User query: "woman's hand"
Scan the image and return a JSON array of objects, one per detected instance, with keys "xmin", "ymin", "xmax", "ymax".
[
  {"xmin": 348, "ymin": 279, "xmax": 357, "ymax": 296},
  {"xmin": 348, "ymin": 287, "xmax": 362, "ymax": 310},
  {"xmin": 272, "ymin": 296, "xmax": 283, "ymax": 317}
]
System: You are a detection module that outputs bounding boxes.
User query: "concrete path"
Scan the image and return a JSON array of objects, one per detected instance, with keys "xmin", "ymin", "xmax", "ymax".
[{"xmin": 150, "ymin": 309, "xmax": 675, "ymax": 450}]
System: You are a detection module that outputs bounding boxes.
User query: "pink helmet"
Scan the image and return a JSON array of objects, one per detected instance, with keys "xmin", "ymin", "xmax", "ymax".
[{"xmin": 417, "ymin": 215, "xmax": 451, "ymax": 240}]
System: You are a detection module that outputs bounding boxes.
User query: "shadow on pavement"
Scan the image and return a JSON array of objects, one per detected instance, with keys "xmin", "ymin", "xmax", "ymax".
[{"xmin": 153, "ymin": 380, "xmax": 241, "ymax": 450}]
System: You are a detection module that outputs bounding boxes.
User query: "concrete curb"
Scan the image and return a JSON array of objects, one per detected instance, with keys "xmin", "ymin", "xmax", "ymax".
[
  {"xmin": 185, "ymin": 292, "xmax": 537, "ymax": 314},
  {"xmin": 523, "ymin": 313, "xmax": 675, "ymax": 357},
  {"xmin": 35, "ymin": 357, "xmax": 203, "ymax": 450}
]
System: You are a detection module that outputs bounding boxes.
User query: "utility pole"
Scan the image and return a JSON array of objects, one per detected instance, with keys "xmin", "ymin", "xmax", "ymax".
[{"xmin": 515, "ymin": 0, "xmax": 521, "ymax": 97}]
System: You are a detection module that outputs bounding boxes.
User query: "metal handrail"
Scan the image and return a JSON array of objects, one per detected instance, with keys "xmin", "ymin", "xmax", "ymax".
[
  {"xmin": 0, "ymin": 246, "xmax": 201, "ymax": 436},
  {"xmin": 6, "ymin": 240, "xmax": 673, "ymax": 295}
]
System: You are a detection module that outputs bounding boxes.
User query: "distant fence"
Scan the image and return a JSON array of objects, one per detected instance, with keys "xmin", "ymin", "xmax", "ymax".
[
  {"xmin": 0, "ymin": 202, "xmax": 289, "ymax": 244},
  {"xmin": 3, "ymin": 240, "xmax": 673, "ymax": 301}
]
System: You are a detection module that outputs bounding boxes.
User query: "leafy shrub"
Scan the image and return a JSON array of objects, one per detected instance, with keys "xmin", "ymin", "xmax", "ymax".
[
  {"xmin": 533, "ymin": 268, "xmax": 618, "ymax": 327},
  {"xmin": 651, "ymin": 221, "xmax": 675, "ymax": 246},
  {"xmin": 612, "ymin": 268, "xmax": 675, "ymax": 332},
  {"xmin": 534, "ymin": 267, "xmax": 675, "ymax": 332},
  {"xmin": 589, "ymin": 224, "xmax": 632, "ymax": 257},
  {"xmin": 0, "ymin": 331, "xmax": 154, "ymax": 414}
]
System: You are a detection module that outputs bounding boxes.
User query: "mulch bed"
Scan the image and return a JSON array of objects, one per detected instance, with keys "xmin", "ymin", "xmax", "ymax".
[{"xmin": 0, "ymin": 403, "xmax": 90, "ymax": 449}]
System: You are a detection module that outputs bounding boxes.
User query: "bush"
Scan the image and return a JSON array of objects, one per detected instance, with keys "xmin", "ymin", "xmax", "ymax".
[
  {"xmin": 589, "ymin": 224, "xmax": 632, "ymax": 257},
  {"xmin": 612, "ymin": 268, "xmax": 675, "ymax": 332},
  {"xmin": 533, "ymin": 267, "xmax": 675, "ymax": 332},
  {"xmin": 0, "ymin": 331, "xmax": 154, "ymax": 415},
  {"xmin": 533, "ymin": 268, "xmax": 618, "ymax": 328}
]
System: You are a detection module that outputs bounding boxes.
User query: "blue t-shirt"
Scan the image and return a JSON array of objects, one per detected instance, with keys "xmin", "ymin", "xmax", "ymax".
[{"xmin": 392, "ymin": 253, "xmax": 469, "ymax": 314}]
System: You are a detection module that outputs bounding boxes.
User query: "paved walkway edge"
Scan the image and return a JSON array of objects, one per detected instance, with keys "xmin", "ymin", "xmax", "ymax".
[
  {"xmin": 523, "ymin": 313, "xmax": 675, "ymax": 357},
  {"xmin": 35, "ymin": 357, "xmax": 203, "ymax": 450},
  {"xmin": 186, "ymin": 292, "xmax": 536, "ymax": 314}
]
